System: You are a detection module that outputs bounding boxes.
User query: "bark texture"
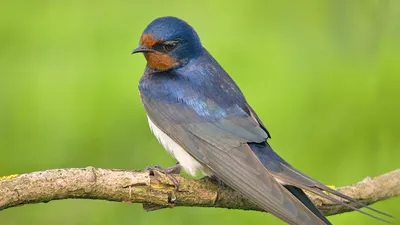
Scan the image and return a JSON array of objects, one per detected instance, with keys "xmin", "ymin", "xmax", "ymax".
[{"xmin": 0, "ymin": 167, "xmax": 399, "ymax": 217}]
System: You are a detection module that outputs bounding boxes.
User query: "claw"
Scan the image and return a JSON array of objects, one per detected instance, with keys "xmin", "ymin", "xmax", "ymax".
[{"xmin": 145, "ymin": 163, "xmax": 182, "ymax": 190}]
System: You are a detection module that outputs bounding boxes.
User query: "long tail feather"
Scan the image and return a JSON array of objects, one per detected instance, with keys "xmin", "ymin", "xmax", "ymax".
[
  {"xmin": 282, "ymin": 163, "xmax": 394, "ymax": 219},
  {"xmin": 285, "ymin": 185, "xmax": 332, "ymax": 225},
  {"xmin": 294, "ymin": 182, "xmax": 391, "ymax": 223}
]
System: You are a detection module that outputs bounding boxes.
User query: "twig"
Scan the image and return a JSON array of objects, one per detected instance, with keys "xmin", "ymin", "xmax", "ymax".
[{"xmin": 0, "ymin": 167, "xmax": 398, "ymax": 216}]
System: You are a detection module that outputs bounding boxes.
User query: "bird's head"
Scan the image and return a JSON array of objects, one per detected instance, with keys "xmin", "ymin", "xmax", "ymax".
[{"xmin": 132, "ymin": 16, "xmax": 202, "ymax": 71}]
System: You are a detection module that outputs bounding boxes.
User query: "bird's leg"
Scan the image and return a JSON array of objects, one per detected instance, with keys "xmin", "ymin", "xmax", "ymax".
[
  {"xmin": 157, "ymin": 163, "xmax": 182, "ymax": 174},
  {"xmin": 145, "ymin": 162, "xmax": 182, "ymax": 190}
]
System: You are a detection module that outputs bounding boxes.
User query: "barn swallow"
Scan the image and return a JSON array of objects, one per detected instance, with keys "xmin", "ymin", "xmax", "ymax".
[{"xmin": 132, "ymin": 16, "xmax": 392, "ymax": 224}]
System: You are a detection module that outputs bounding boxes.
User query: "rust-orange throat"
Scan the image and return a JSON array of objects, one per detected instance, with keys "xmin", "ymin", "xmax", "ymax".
[{"xmin": 138, "ymin": 33, "xmax": 178, "ymax": 71}]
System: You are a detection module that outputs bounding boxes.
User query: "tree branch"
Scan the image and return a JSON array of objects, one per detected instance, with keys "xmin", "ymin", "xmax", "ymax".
[{"xmin": 0, "ymin": 167, "xmax": 398, "ymax": 216}]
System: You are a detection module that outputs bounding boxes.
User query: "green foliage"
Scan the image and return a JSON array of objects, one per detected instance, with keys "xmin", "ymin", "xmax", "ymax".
[{"xmin": 0, "ymin": 0, "xmax": 399, "ymax": 224}]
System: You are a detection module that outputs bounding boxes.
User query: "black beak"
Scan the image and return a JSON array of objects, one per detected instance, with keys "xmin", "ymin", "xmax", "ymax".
[{"xmin": 131, "ymin": 45, "xmax": 154, "ymax": 54}]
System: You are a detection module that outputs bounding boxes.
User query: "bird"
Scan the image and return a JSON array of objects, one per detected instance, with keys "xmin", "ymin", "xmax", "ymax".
[{"xmin": 132, "ymin": 16, "xmax": 392, "ymax": 225}]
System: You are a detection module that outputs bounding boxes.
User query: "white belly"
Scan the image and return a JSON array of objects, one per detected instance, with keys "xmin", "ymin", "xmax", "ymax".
[{"xmin": 147, "ymin": 116, "xmax": 204, "ymax": 176}]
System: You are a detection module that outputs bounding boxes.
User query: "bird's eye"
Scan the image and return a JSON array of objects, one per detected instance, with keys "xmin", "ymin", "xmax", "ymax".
[
  {"xmin": 152, "ymin": 41, "xmax": 178, "ymax": 53},
  {"xmin": 163, "ymin": 42, "xmax": 178, "ymax": 52}
]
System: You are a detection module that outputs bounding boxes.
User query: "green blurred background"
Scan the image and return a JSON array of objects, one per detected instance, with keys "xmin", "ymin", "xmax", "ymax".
[{"xmin": 1, "ymin": 0, "xmax": 399, "ymax": 224}]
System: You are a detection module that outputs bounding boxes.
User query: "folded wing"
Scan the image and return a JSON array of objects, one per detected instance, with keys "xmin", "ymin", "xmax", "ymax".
[{"xmin": 142, "ymin": 95, "xmax": 329, "ymax": 225}]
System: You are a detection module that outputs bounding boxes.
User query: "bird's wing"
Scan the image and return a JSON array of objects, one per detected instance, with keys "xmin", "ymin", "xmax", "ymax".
[{"xmin": 142, "ymin": 95, "xmax": 328, "ymax": 225}]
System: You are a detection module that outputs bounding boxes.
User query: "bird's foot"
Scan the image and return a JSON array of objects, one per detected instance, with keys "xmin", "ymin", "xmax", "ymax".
[
  {"xmin": 201, "ymin": 175, "xmax": 226, "ymax": 193},
  {"xmin": 210, "ymin": 175, "xmax": 226, "ymax": 191},
  {"xmin": 145, "ymin": 163, "xmax": 182, "ymax": 191}
]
